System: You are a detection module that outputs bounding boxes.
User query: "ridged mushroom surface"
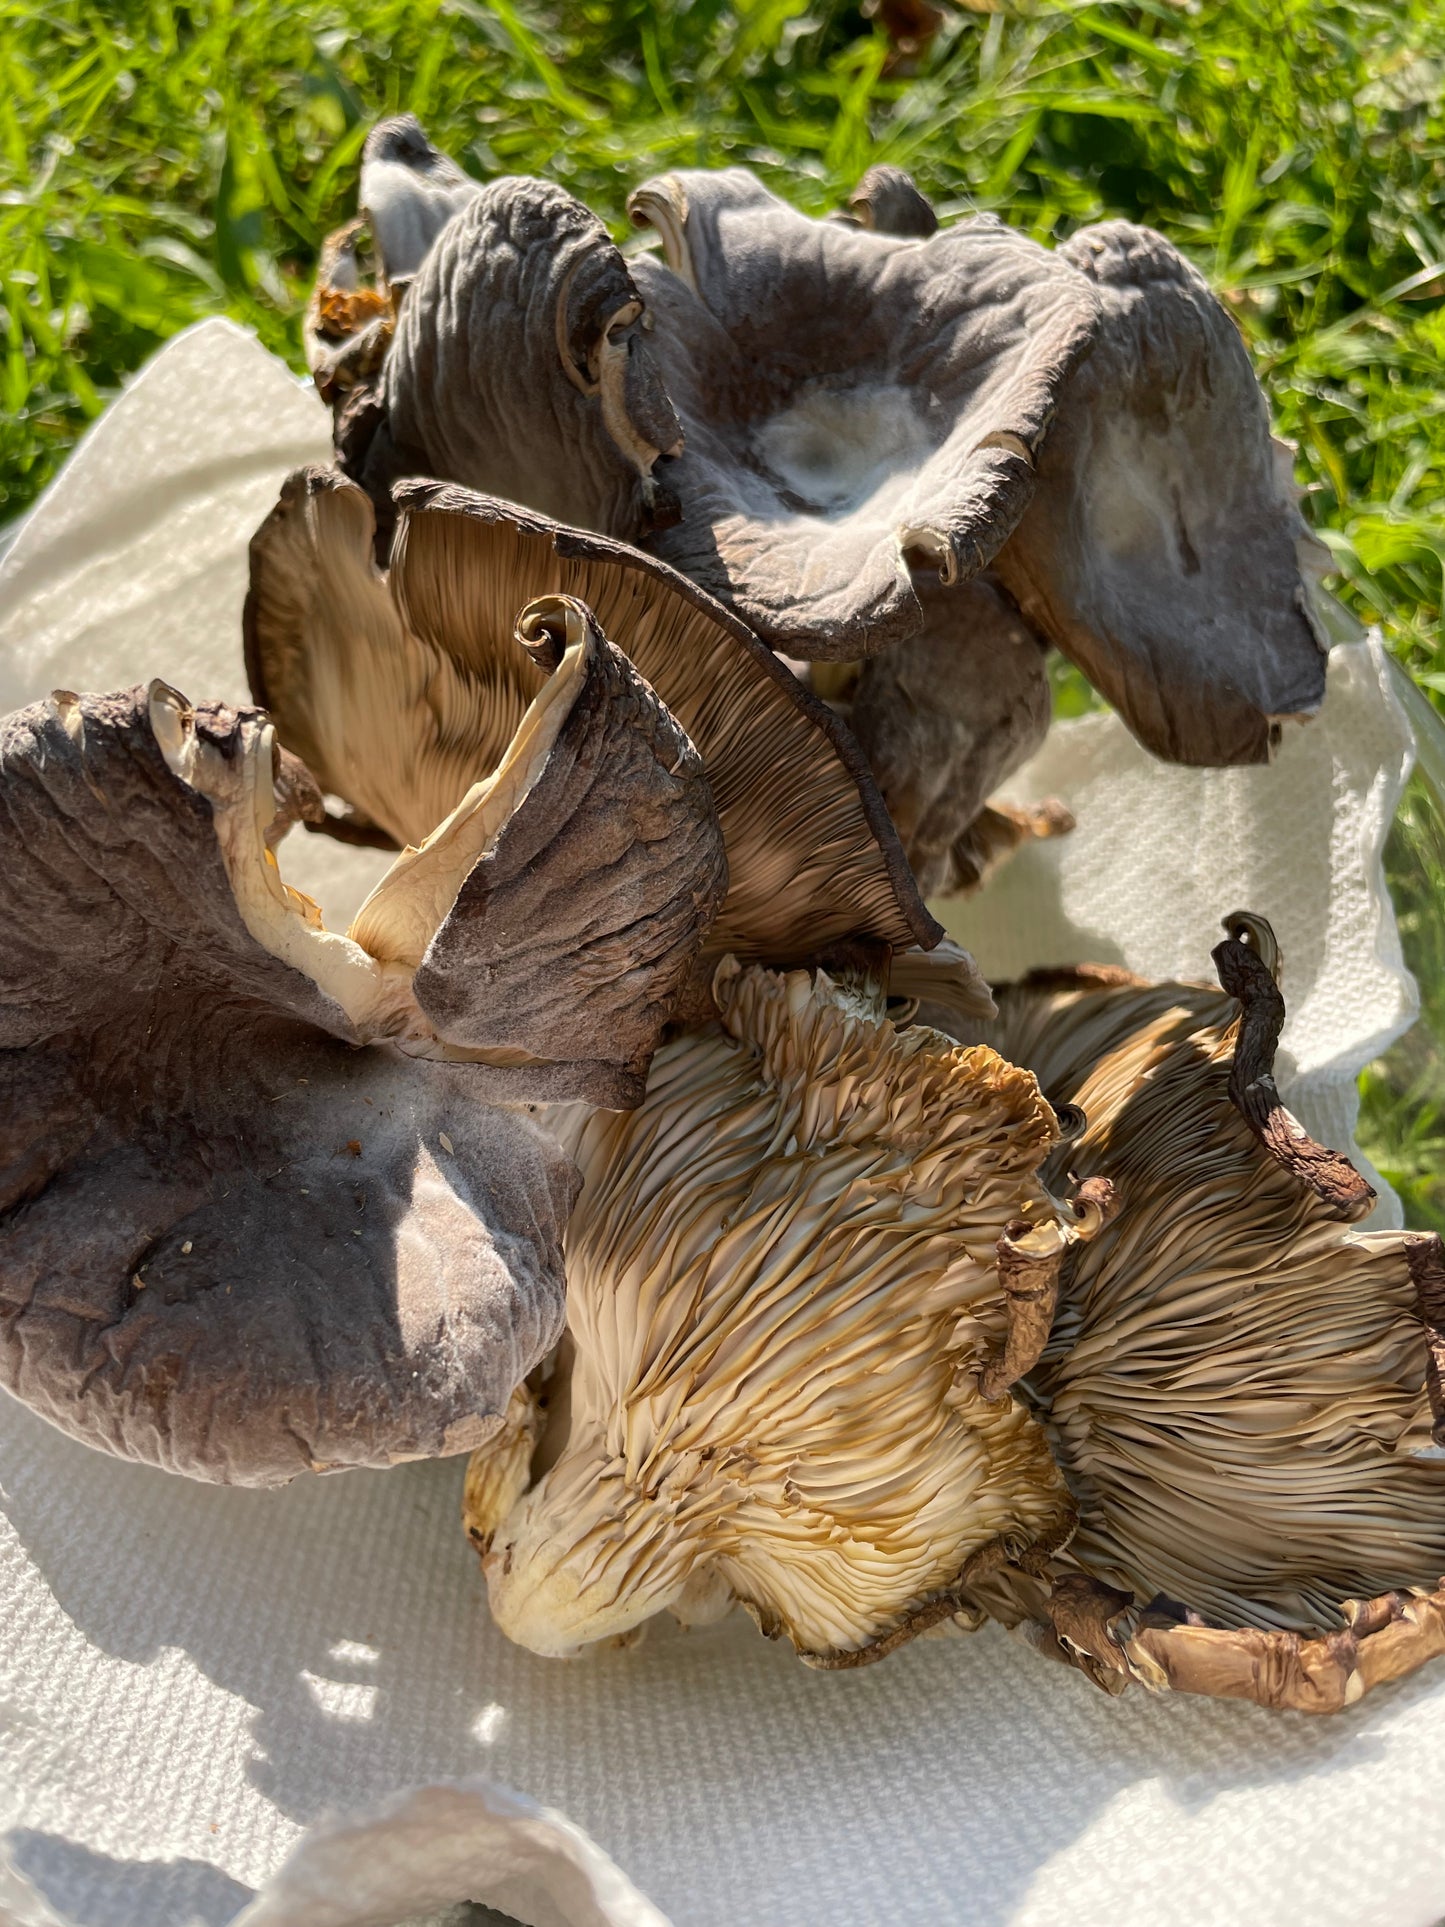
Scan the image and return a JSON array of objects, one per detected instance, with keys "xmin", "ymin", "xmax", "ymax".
[
  {"xmin": 478, "ymin": 961, "xmax": 1079, "ymax": 1662},
  {"xmin": 949, "ymin": 940, "xmax": 1445, "ymax": 1712},
  {"xmin": 246, "ymin": 466, "xmax": 947, "ymax": 965}
]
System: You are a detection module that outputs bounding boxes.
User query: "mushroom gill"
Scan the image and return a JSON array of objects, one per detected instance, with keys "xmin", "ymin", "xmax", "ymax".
[
  {"xmin": 242, "ymin": 567, "xmax": 731, "ymax": 1106},
  {"xmin": 245, "ymin": 465, "xmax": 948, "ymax": 967},
  {"xmin": 948, "ymin": 926, "xmax": 1445, "ymax": 1712},
  {"xmin": 477, "ymin": 961, "xmax": 1084, "ymax": 1662}
]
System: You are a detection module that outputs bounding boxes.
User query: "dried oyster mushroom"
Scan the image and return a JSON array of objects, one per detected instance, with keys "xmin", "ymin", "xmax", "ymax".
[
  {"xmin": 305, "ymin": 117, "xmax": 481, "ymax": 419},
  {"xmin": 310, "ymin": 130, "xmax": 1326, "ymax": 767},
  {"xmin": 628, "ymin": 171, "xmax": 1326, "ymax": 759},
  {"xmin": 950, "ymin": 926, "xmax": 1445, "ymax": 1712},
  {"xmin": 360, "ymin": 112, "xmax": 481, "ymax": 286},
  {"xmin": 988, "ymin": 222, "xmax": 1328, "ymax": 765},
  {"xmin": 478, "ymin": 960, "xmax": 1088, "ymax": 1662},
  {"xmin": 350, "ymin": 592, "xmax": 729, "ymax": 1106},
  {"xmin": 246, "ymin": 465, "xmax": 948, "ymax": 967},
  {"xmin": 250, "ymin": 570, "xmax": 727, "ymax": 1105},
  {"xmin": 0, "ymin": 686, "xmax": 585, "ymax": 1482},
  {"xmin": 626, "ymin": 165, "xmax": 1098, "ymax": 661},
  {"xmin": 357, "ymin": 163, "xmax": 684, "ymax": 543}
]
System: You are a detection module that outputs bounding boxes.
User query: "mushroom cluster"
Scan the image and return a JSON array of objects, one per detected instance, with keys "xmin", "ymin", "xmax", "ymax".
[{"xmin": 2, "ymin": 116, "xmax": 1441, "ymax": 1715}]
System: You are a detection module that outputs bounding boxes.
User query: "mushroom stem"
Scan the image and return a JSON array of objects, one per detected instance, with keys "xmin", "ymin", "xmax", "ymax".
[
  {"xmin": 979, "ymin": 1176, "xmax": 1115, "ymax": 1403},
  {"xmin": 1212, "ymin": 918, "xmax": 1375, "ymax": 1221},
  {"xmin": 1042, "ymin": 1573, "xmax": 1134, "ymax": 1693}
]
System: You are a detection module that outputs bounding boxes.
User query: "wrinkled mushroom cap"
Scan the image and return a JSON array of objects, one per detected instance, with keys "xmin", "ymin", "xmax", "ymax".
[
  {"xmin": 990, "ymin": 222, "xmax": 1328, "ymax": 765},
  {"xmin": 368, "ymin": 172, "xmax": 683, "ymax": 541},
  {"xmin": 626, "ymin": 166, "xmax": 1098, "ymax": 659},
  {"xmin": 481, "ymin": 961, "xmax": 1075, "ymax": 1661}
]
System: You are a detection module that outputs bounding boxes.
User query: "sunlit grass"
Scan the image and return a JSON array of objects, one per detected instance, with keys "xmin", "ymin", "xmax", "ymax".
[{"xmin": 2, "ymin": 0, "xmax": 1442, "ymax": 1222}]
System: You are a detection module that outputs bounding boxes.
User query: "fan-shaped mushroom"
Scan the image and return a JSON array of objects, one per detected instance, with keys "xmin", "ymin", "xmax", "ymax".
[
  {"xmin": 245, "ymin": 465, "xmax": 949, "ymax": 968},
  {"xmin": 947, "ymin": 926, "xmax": 1445, "ymax": 1711},
  {"xmin": 476, "ymin": 961, "xmax": 1087, "ymax": 1662},
  {"xmin": 625, "ymin": 170, "xmax": 1326, "ymax": 758},
  {"xmin": 626, "ymin": 166, "xmax": 1102, "ymax": 663},
  {"xmin": 0, "ymin": 640, "xmax": 725, "ymax": 1479}
]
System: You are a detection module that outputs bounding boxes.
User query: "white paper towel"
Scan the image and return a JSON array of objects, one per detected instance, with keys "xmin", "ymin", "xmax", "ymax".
[
  {"xmin": 0, "ymin": 322, "xmax": 1437, "ymax": 1927},
  {"xmin": 943, "ymin": 627, "xmax": 1419, "ymax": 1228}
]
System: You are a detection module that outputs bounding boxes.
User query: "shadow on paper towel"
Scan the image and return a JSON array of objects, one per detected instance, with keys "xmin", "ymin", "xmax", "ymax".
[{"xmin": 7, "ymin": 1831, "xmax": 254, "ymax": 1927}]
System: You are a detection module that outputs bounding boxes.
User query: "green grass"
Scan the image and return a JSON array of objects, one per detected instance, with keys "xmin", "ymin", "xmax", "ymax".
[{"xmin": 2, "ymin": 0, "xmax": 1443, "ymax": 1223}]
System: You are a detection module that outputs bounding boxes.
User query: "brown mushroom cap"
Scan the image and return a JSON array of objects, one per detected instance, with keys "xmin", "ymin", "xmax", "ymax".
[
  {"xmin": 245, "ymin": 465, "xmax": 943, "ymax": 964},
  {"xmin": 951, "ymin": 937, "xmax": 1445, "ymax": 1711},
  {"xmin": 479, "ymin": 961, "xmax": 1077, "ymax": 1662},
  {"xmin": 627, "ymin": 166, "xmax": 1099, "ymax": 660},
  {"xmin": 989, "ymin": 222, "xmax": 1328, "ymax": 765},
  {"xmin": 363, "ymin": 172, "xmax": 683, "ymax": 544},
  {"xmin": 0, "ymin": 686, "xmax": 578, "ymax": 1483}
]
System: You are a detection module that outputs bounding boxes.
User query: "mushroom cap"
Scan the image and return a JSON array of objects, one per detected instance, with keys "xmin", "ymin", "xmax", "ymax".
[
  {"xmin": 628, "ymin": 176, "xmax": 1325, "ymax": 760},
  {"xmin": 952, "ymin": 943, "xmax": 1445, "ymax": 1708},
  {"xmin": 312, "ymin": 137, "xmax": 1323, "ymax": 767},
  {"xmin": 369, "ymin": 172, "xmax": 683, "ymax": 542},
  {"xmin": 845, "ymin": 164, "xmax": 939, "ymax": 239},
  {"xmin": 245, "ymin": 465, "xmax": 944, "ymax": 965},
  {"xmin": 351, "ymin": 590, "xmax": 730, "ymax": 1106},
  {"xmin": 989, "ymin": 222, "xmax": 1328, "ymax": 765},
  {"xmin": 244, "ymin": 519, "xmax": 732, "ymax": 1109},
  {"xmin": 627, "ymin": 166, "xmax": 1099, "ymax": 659},
  {"xmin": 0, "ymin": 686, "xmax": 577, "ymax": 1483},
  {"xmin": 481, "ymin": 961, "xmax": 1074, "ymax": 1661}
]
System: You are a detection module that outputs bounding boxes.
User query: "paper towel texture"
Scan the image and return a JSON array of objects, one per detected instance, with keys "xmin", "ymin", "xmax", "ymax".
[{"xmin": 0, "ymin": 323, "xmax": 1437, "ymax": 1927}]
